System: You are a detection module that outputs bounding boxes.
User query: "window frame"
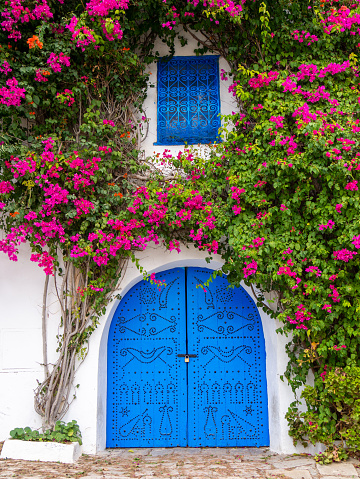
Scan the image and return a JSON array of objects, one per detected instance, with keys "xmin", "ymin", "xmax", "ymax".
[{"xmin": 154, "ymin": 55, "xmax": 221, "ymax": 146}]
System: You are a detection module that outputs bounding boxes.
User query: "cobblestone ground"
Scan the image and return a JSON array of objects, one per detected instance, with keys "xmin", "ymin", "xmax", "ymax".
[{"xmin": 1, "ymin": 446, "xmax": 360, "ymax": 479}]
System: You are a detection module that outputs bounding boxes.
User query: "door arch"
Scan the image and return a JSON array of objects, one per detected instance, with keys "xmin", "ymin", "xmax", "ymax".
[{"xmin": 106, "ymin": 267, "xmax": 269, "ymax": 447}]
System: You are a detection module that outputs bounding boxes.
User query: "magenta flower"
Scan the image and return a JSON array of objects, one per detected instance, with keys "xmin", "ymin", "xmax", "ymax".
[
  {"xmin": 333, "ymin": 249, "xmax": 357, "ymax": 262},
  {"xmin": 286, "ymin": 304, "xmax": 311, "ymax": 330},
  {"xmin": 30, "ymin": 251, "xmax": 54, "ymax": 275},
  {"xmin": 0, "ymin": 77, "xmax": 26, "ymax": 106},
  {"xmin": 243, "ymin": 260, "xmax": 258, "ymax": 278},
  {"xmin": 319, "ymin": 219, "xmax": 335, "ymax": 231},
  {"xmin": 0, "ymin": 181, "xmax": 14, "ymax": 194},
  {"xmin": 352, "ymin": 235, "xmax": 360, "ymax": 249},
  {"xmin": 47, "ymin": 52, "xmax": 70, "ymax": 72},
  {"xmin": 335, "ymin": 203, "xmax": 343, "ymax": 213},
  {"xmin": 269, "ymin": 115, "xmax": 284, "ymax": 128},
  {"xmin": 329, "ymin": 285, "xmax": 340, "ymax": 302},
  {"xmin": 322, "ymin": 304, "xmax": 332, "ymax": 312},
  {"xmin": 334, "ymin": 344, "xmax": 346, "ymax": 351},
  {"xmin": 345, "ymin": 180, "xmax": 358, "ymax": 191},
  {"xmin": 0, "ymin": 60, "xmax": 12, "ymax": 75},
  {"xmin": 74, "ymin": 198, "xmax": 95, "ymax": 216},
  {"xmin": 305, "ymin": 266, "xmax": 322, "ymax": 277},
  {"xmin": 232, "ymin": 205, "xmax": 242, "ymax": 215}
]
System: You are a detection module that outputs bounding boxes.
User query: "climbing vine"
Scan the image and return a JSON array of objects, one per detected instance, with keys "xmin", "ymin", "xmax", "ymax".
[
  {"xmin": 148, "ymin": 0, "xmax": 360, "ymax": 456},
  {"xmin": 2, "ymin": 0, "xmax": 360, "ymax": 457}
]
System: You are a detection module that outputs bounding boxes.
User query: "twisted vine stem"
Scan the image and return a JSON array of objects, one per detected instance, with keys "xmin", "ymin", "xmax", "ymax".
[{"xmin": 35, "ymin": 257, "xmax": 128, "ymax": 429}]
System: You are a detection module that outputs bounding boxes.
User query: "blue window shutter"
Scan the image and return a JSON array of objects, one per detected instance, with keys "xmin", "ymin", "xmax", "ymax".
[{"xmin": 155, "ymin": 56, "xmax": 221, "ymax": 145}]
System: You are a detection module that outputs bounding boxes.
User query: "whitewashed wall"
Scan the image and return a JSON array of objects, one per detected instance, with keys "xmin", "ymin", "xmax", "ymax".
[
  {"xmin": 0, "ymin": 30, "xmax": 322, "ymax": 456},
  {"xmin": 0, "ymin": 244, "xmax": 60, "ymax": 438},
  {"xmin": 0, "ymin": 242, "xmax": 321, "ymax": 455}
]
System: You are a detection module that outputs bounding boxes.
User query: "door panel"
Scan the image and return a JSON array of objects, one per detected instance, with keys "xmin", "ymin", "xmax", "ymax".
[
  {"xmin": 107, "ymin": 267, "xmax": 269, "ymax": 448},
  {"xmin": 107, "ymin": 268, "xmax": 187, "ymax": 447},
  {"xmin": 186, "ymin": 268, "xmax": 269, "ymax": 447}
]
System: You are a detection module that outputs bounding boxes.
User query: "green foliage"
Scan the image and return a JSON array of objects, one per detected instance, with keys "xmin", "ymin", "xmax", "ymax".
[
  {"xmin": 2, "ymin": 0, "xmax": 360, "ymax": 458},
  {"xmin": 287, "ymin": 364, "xmax": 360, "ymax": 452},
  {"xmin": 10, "ymin": 427, "xmax": 42, "ymax": 442},
  {"xmin": 144, "ymin": 0, "xmax": 360, "ymax": 458},
  {"xmin": 10, "ymin": 420, "xmax": 82, "ymax": 445},
  {"xmin": 315, "ymin": 445, "xmax": 349, "ymax": 464}
]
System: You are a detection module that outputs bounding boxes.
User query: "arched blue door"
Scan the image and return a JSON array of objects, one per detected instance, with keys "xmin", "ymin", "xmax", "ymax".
[{"xmin": 107, "ymin": 267, "xmax": 269, "ymax": 447}]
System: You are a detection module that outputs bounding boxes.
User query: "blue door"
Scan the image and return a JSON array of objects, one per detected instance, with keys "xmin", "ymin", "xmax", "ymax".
[
  {"xmin": 187, "ymin": 268, "xmax": 269, "ymax": 447},
  {"xmin": 107, "ymin": 268, "xmax": 187, "ymax": 447},
  {"xmin": 107, "ymin": 267, "xmax": 269, "ymax": 447}
]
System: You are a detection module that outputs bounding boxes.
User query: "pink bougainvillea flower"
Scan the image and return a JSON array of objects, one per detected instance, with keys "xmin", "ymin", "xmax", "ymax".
[
  {"xmin": 333, "ymin": 249, "xmax": 357, "ymax": 262},
  {"xmin": 335, "ymin": 203, "xmax": 343, "ymax": 213},
  {"xmin": 352, "ymin": 235, "xmax": 360, "ymax": 249},
  {"xmin": 243, "ymin": 259, "xmax": 257, "ymax": 278},
  {"xmin": 345, "ymin": 180, "xmax": 358, "ymax": 191}
]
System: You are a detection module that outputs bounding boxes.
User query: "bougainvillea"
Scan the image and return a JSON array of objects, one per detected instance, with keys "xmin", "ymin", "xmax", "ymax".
[
  {"xmin": 146, "ymin": 0, "xmax": 360, "ymax": 456},
  {"xmin": 1, "ymin": 0, "xmax": 360, "ymax": 456}
]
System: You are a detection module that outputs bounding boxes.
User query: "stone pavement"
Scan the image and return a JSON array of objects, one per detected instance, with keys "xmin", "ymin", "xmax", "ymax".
[{"xmin": 0, "ymin": 446, "xmax": 359, "ymax": 479}]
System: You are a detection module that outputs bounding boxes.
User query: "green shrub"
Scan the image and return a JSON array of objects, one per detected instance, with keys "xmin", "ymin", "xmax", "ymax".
[{"xmin": 10, "ymin": 420, "xmax": 82, "ymax": 445}]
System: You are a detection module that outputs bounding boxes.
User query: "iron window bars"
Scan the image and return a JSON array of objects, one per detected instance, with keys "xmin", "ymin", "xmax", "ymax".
[{"xmin": 155, "ymin": 55, "xmax": 221, "ymax": 145}]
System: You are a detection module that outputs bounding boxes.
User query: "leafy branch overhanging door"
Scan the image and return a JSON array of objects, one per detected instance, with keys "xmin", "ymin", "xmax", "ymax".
[{"xmin": 107, "ymin": 267, "xmax": 269, "ymax": 447}]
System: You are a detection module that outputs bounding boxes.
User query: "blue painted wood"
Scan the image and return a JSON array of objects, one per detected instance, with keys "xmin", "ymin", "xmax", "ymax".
[
  {"xmin": 107, "ymin": 266, "xmax": 269, "ymax": 448},
  {"xmin": 155, "ymin": 56, "xmax": 221, "ymax": 145},
  {"xmin": 106, "ymin": 268, "xmax": 187, "ymax": 447},
  {"xmin": 186, "ymin": 268, "xmax": 269, "ymax": 447}
]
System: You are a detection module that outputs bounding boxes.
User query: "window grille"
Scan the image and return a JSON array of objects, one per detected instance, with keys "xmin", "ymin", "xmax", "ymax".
[{"xmin": 155, "ymin": 56, "xmax": 221, "ymax": 145}]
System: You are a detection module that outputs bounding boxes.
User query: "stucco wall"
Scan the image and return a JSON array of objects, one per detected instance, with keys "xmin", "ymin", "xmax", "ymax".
[
  {"xmin": 0, "ymin": 244, "xmax": 56, "ymax": 437},
  {"xmin": 0, "ymin": 31, "xmax": 323, "ymax": 456},
  {"xmin": 0, "ymin": 241, "xmax": 322, "ymax": 455}
]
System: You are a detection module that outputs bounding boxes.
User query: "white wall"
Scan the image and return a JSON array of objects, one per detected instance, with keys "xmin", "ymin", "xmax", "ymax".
[
  {"xmin": 0, "ymin": 31, "xmax": 319, "ymax": 456},
  {"xmin": 61, "ymin": 244, "xmax": 306, "ymax": 455},
  {"xmin": 0, "ymin": 242, "xmax": 322, "ymax": 455},
  {"xmin": 141, "ymin": 29, "xmax": 237, "ymax": 158},
  {"xmin": 0, "ymin": 244, "xmax": 49, "ymax": 436}
]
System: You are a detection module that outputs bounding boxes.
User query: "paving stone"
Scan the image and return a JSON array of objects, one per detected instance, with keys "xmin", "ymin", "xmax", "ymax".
[
  {"xmin": 111, "ymin": 448, "xmax": 152, "ymax": 457},
  {"xmin": 267, "ymin": 469, "xmax": 313, "ymax": 479},
  {"xmin": 228, "ymin": 448, "xmax": 259, "ymax": 455},
  {"xmin": 173, "ymin": 448, "xmax": 203, "ymax": 456},
  {"xmin": 201, "ymin": 448, "xmax": 231, "ymax": 456},
  {"xmin": 301, "ymin": 466, "xmax": 318, "ymax": 476},
  {"xmin": 316, "ymin": 462, "xmax": 358, "ymax": 477},
  {"xmin": 320, "ymin": 476, "xmax": 359, "ymax": 479},
  {"xmin": 102, "ymin": 471, "xmax": 131, "ymax": 476},
  {"xmin": 149, "ymin": 449, "xmax": 175, "ymax": 457},
  {"xmin": 0, "ymin": 448, "xmax": 332, "ymax": 478},
  {"xmin": 268, "ymin": 455, "xmax": 301, "ymax": 464},
  {"xmin": 272, "ymin": 459, "xmax": 316, "ymax": 469},
  {"xmin": 236, "ymin": 448, "xmax": 270, "ymax": 457}
]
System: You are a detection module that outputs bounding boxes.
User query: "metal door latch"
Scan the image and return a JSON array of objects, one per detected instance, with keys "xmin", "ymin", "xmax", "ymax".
[{"xmin": 177, "ymin": 354, "xmax": 197, "ymax": 363}]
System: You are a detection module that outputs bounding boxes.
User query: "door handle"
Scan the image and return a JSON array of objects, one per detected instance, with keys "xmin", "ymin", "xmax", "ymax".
[{"xmin": 177, "ymin": 354, "xmax": 197, "ymax": 363}]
